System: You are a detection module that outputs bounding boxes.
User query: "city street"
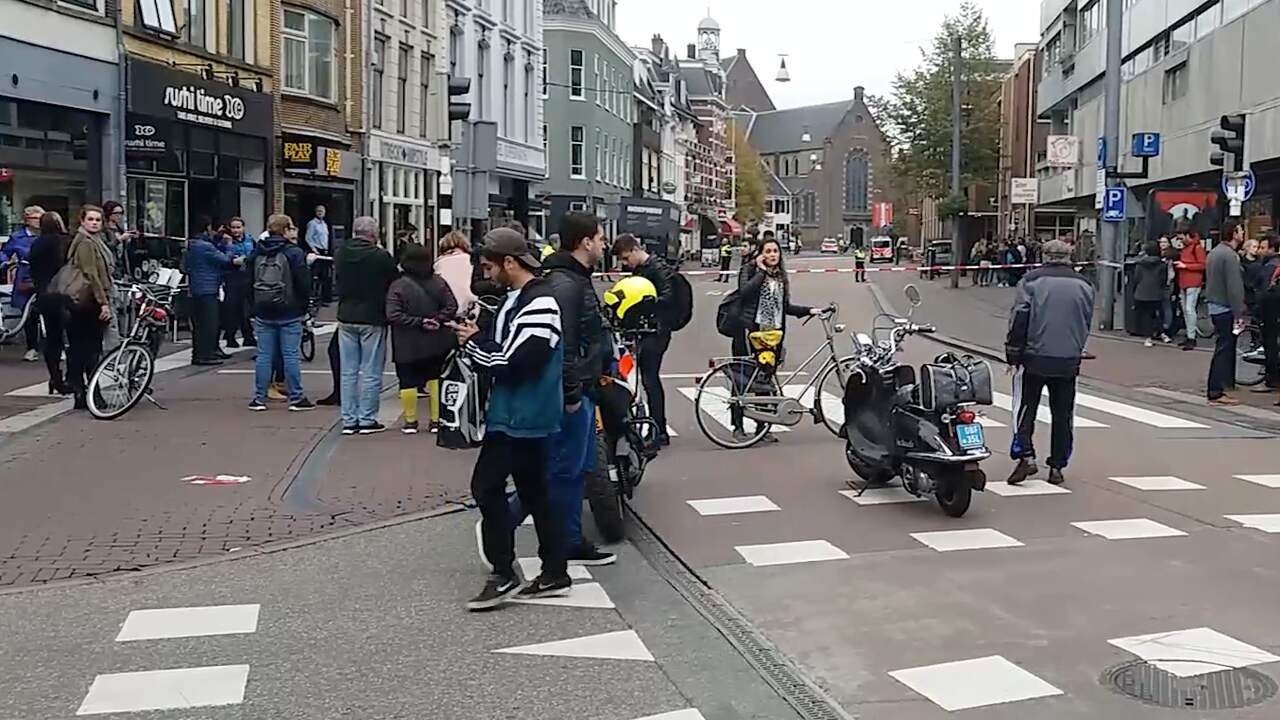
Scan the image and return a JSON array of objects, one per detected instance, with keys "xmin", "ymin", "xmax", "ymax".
[{"xmin": 2, "ymin": 260, "xmax": 1280, "ymax": 719}]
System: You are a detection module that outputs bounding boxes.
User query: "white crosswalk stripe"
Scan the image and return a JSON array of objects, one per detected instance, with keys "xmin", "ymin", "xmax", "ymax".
[
  {"xmin": 677, "ymin": 387, "xmax": 790, "ymax": 434},
  {"xmin": 991, "ymin": 391, "xmax": 1108, "ymax": 428},
  {"xmin": 1067, "ymin": 391, "xmax": 1207, "ymax": 429}
]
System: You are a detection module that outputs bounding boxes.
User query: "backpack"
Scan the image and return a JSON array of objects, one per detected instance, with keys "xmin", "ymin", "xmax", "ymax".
[
  {"xmin": 253, "ymin": 252, "xmax": 295, "ymax": 314},
  {"xmin": 669, "ymin": 272, "xmax": 694, "ymax": 331},
  {"xmin": 715, "ymin": 288, "xmax": 744, "ymax": 338}
]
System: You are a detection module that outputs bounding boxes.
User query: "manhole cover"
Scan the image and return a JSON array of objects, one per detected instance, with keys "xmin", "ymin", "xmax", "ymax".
[{"xmin": 1103, "ymin": 660, "xmax": 1278, "ymax": 710}]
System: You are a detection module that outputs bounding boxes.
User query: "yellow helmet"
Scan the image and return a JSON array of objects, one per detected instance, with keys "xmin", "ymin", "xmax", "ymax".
[
  {"xmin": 602, "ymin": 275, "xmax": 658, "ymax": 329},
  {"xmin": 540, "ymin": 243, "xmax": 556, "ymax": 260}
]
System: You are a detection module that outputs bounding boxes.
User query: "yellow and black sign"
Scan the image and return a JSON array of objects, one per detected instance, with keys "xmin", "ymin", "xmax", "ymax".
[
  {"xmin": 282, "ymin": 141, "xmax": 316, "ymax": 169},
  {"xmin": 323, "ymin": 148, "xmax": 342, "ymax": 177}
]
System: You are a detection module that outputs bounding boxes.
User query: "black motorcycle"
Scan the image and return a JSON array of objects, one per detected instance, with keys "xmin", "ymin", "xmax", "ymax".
[{"xmin": 841, "ymin": 286, "xmax": 993, "ymax": 517}]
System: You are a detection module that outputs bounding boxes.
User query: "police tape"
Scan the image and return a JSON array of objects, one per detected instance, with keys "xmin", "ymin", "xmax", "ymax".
[{"xmin": 592, "ymin": 261, "xmax": 1096, "ymax": 278}]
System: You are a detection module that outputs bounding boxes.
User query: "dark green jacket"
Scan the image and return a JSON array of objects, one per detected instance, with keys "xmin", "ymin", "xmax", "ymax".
[{"xmin": 336, "ymin": 240, "xmax": 398, "ymax": 325}]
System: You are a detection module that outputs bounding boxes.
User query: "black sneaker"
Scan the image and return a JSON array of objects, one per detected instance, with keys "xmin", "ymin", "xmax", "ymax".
[
  {"xmin": 359, "ymin": 422, "xmax": 387, "ymax": 435},
  {"xmin": 289, "ymin": 399, "xmax": 316, "ymax": 412},
  {"xmin": 316, "ymin": 395, "xmax": 339, "ymax": 406},
  {"xmin": 1007, "ymin": 458, "xmax": 1039, "ymax": 486},
  {"xmin": 225, "ymin": 339, "xmax": 240, "ymax": 349},
  {"xmin": 341, "ymin": 426, "xmax": 358, "ymax": 435},
  {"xmin": 1047, "ymin": 467, "xmax": 1066, "ymax": 486},
  {"xmin": 248, "ymin": 400, "xmax": 268, "ymax": 412},
  {"xmin": 568, "ymin": 544, "xmax": 617, "ymax": 566},
  {"xmin": 402, "ymin": 420, "xmax": 419, "ymax": 435},
  {"xmin": 466, "ymin": 574, "xmax": 523, "ymax": 611},
  {"xmin": 517, "ymin": 574, "xmax": 572, "ymax": 599}
]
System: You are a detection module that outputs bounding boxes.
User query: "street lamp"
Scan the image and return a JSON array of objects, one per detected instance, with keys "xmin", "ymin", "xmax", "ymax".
[
  {"xmin": 801, "ymin": 126, "xmax": 812, "ymax": 144},
  {"xmin": 776, "ymin": 54, "xmax": 791, "ymax": 83}
]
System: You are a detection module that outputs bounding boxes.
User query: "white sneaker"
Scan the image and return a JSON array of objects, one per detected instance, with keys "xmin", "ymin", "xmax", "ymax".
[
  {"xmin": 475, "ymin": 518, "xmax": 493, "ymax": 571},
  {"xmin": 1144, "ymin": 339, "xmax": 1154, "ymax": 348},
  {"xmin": 22, "ymin": 349, "xmax": 38, "ymax": 362}
]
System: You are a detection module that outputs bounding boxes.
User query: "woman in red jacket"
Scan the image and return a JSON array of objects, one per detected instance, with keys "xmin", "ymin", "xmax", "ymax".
[{"xmin": 1174, "ymin": 231, "xmax": 1208, "ymax": 350}]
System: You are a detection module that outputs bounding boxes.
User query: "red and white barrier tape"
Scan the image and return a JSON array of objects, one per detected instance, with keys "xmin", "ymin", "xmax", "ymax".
[{"xmin": 593, "ymin": 261, "xmax": 1093, "ymax": 278}]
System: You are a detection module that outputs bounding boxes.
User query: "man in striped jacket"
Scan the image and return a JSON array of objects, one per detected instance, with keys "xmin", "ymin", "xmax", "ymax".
[{"xmin": 450, "ymin": 228, "xmax": 570, "ymax": 611}]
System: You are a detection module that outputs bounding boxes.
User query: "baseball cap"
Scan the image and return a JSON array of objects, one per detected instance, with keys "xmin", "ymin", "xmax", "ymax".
[{"xmin": 482, "ymin": 227, "xmax": 541, "ymax": 269}]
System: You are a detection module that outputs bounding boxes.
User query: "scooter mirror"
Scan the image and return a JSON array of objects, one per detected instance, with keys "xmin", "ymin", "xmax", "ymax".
[{"xmin": 904, "ymin": 284, "xmax": 923, "ymax": 308}]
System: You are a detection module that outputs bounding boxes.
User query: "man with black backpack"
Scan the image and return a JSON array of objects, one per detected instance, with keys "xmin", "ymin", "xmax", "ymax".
[
  {"xmin": 246, "ymin": 214, "xmax": 315, "ymax": 412},
  {"xmin": 613, "ymin": 233, "xmax": 692, "ymax": 448}
]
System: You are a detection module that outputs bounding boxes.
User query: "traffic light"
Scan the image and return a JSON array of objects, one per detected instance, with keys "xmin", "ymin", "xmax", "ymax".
[
  {"xmin": 1210, "ymin": 113, "xmax": 1246, "ymax": 171},
  {"xmin": 448, "ymin": 76, "xmax": 472, "ymax": 122}
]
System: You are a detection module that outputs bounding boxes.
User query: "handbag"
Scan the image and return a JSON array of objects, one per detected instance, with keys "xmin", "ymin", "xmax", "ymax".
[
  {"xmin": 437, "ymin": 354, "xmax": 486, "ymax": 450},
  {"xmin": 715, "ymin": 288, "xmax": 744, "ymax": 338},
  {"xmin": 47, "ymin": 263, "xmax": 95, "ymax": 309}
]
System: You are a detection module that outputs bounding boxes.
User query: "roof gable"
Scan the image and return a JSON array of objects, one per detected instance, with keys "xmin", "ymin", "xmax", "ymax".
[
  {"xmin": 742, "ymin": 100, "xmax": 853, "ymax": 155},
  {"xmin": 723, "ymin": 51, "xmax": 774, "ymax": 112}
]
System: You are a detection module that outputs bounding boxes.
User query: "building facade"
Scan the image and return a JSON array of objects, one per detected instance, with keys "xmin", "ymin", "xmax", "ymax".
[
  {"xmin": 1, "ymin": 0, "xmax": 122, "ymax": 240},
  {"xmin": 542, "ymin": 0, "xmax": 634, "ymax": 238},
  {"xmin": 276, "ymin": 0, "xmax": 362, "ymax": 245},
  {"xmin": 997, "ymin": 43, "xmax": 1074, "ymax": 239},
  {"xmin": 365, "ymin": 0, "xmax": 448, "ymax": 249},
  {"xmin": 446, "ymin": 0, "xmax": 545, "ymax": 234},
  {"xmin": 1036, "ymin": 0, "xmax": 1280, "ymax": 243},
  {"xmin": 677, "ymin": 14, "xmax": 733, "ymax": 251}
]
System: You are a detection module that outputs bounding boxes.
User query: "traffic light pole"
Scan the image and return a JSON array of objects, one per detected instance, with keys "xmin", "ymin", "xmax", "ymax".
[{"xmin": 1098, "ymin": 0, "xmax": 1124, "ymax": 332}]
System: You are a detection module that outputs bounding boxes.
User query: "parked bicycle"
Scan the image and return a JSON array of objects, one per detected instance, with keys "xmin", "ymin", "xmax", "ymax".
[
  {"xmin": 86, "ymin": 279, "xmax": 181, "ymax": 420},
  {"xmin": 693, "ymin": 303, "xmax": 853, "ymax": 449},
  {"xmin": 0, "ymin": 260, "xmax": 39, "ymax": 345}
]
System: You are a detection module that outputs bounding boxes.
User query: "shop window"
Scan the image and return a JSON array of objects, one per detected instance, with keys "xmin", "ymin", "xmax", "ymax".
[
  {"xmin": 129, "ymin": 177, "xmax": 186, "ymax": 239},
  {"xmin": 282, "ymin": 8, "xmax": 336, "ymax": 101},
  {"xmin": 189, "ymin": 151, "xmax": 216, "ymax": 178},
  {"xmin": 137, "ymin": 0, "xmax": 177, "ymax": 34}
]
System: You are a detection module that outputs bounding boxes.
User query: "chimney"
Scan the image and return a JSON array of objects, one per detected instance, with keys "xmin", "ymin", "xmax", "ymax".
[
  {"xmin": 854, "ymin": 86, "xmax": 865, "ymax": 104},
  {"xmin": 736, "ymin": 48, "xmax": 746, "ymax": 59},
  {"xmin": 687, "ymin": 43, "xmax": 697, "ymax": 60},
  {"xmin": 652, "ymin": 34, "xmax": 665, "ymax": 58}
]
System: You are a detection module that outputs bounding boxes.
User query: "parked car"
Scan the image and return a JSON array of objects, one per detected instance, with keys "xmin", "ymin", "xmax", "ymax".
[
  {"xmin": 920, "ymin": 240, "xmax": 954, "ymax": 280},
  {"xmin": 820, "ymin": 238, "xmax": 840, "ymax": 254}
]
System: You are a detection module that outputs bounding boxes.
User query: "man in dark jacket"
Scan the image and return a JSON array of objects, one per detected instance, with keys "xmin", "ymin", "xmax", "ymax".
[
  {"xmin": 539, "ymin": 212, "xmax": 615, "ymax": 565},
  {"xmin": 613, "ymin": 232, "xmax": 676, "ymax": 448},
  {"xmin": 185, "ymin": 217, "xmax": 240, "ymax": 365},
  {"xmin": 1204, "ymin": 222, "xmax": 1248, "ymax": 405},
  {"xmin": 335, "ymin": 216, "xmax": 399, "ymax": 434},
  {"xmin": 450, "ymin": 227, "xmax": 570, "ymax": 610},
  {"xmin": 1256, "ymin": 234, "xmax": 1280, "ymax": 398},
  {"xmin": 246, "ymin": 214, "xmax": 313, "ymax": 411},
  {"xmin": 1005, "ymin": 240, "xmax": 1095, "ymax": 486}
]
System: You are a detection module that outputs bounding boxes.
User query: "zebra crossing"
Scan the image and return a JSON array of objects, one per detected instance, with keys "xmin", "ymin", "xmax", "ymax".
[{"xmin": 668, "ymin": 380, "xmax": 1214, "ymax": 437}]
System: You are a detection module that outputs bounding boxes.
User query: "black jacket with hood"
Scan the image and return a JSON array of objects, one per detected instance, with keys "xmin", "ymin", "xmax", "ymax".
[
  {"xmin": 245, "ymin": 235, "xmax": 311, "ymax": 321},
  {"xmin": 386, "ymin": 246, "xmax": 459, "ymax": 364},
  {"xmin": 336, "ymin": 239, "xmax": 398, "ymax": 325},
  {"xmin": 542, "ymin": 250, "xmax": 609, "ymax": 406},
  {"xmin": 632, "ymin": 253, "xmax": 677, "ymax": 330}
]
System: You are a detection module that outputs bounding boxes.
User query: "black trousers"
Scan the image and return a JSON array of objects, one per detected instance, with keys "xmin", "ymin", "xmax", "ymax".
[
  {"xmin": 637, "ymin": 331, "xmax": 671, "ymax": 436},
  {"xmin": 326, "ymin": 330, "xmax": 340, "ymax": 397},
  {"xmin": 221, "ymin": 281, "xmax": 254, "ymax": 343},
  {"xmin": 729, "ymin": 332, "xmax": 750, "ymax": 430},
  {"xmin": 20, "ymin": 301, "xmax": 39, "ymax": 351},
  {"xmin": 66, "ymin": 308, "xmax": 104, "ymax": 397},
  {"xmin": 1010, "ymin": 368, "xmax": 1077, "ymax": 470},
  {"xmin": 1135, "ymin": 300, "xmax": 1163, "ymax": 339},
  {"xmin": 1208, "ymin": 311, "xmax": 1238, "ymax": 399},
  {"xmin": 718, "ymin": 255, "xmax": 732, "ymax": 282},
  {"xmin": 38, "ymin": 297, "xmax": 65, "ymax": 387},
  {"xmin": 855, "ymin": 262, "xmax": 867, "ymax": 282},
  {"xmin": 1262, "ymin": 299, "xmax": 1280, "ymax": 387},
  {"xmin": 190, "ymin": 295, "xmax": 221, "ymax": 361},
  {"xmin": 470, "ymin": 432, "xmax": 566, "ymax": 580},
  {"xmin": 314, "ymin": 261, "xmax": 333, "ymax": 303}
]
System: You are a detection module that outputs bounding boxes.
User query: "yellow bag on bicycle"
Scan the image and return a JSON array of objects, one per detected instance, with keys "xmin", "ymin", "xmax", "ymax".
[{"xmin": 749, "ymin": 330, "xmax": 784, "ymax": 369}]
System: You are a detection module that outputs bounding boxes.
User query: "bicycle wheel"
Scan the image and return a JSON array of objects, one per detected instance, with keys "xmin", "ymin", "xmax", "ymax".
[
  {"xmin": 694, "ymin": 360, "xmax": 773, "ymax": 449},
  {"xmin": 1238, "ymin": 349, "xmax": 1268, "ymax": 387},
  {"xmin": 814, "ymin": 357, "xmax": 860, "ymax": 436},
  {"xmin": 1196, "ymin": 300, "xmax": 1216, "ymax": 339},
  {"xmin": 87, "ymin": 344, "xmax": 155, "ymax": 420}
]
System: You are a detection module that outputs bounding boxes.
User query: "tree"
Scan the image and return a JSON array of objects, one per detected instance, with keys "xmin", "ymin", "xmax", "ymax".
[
  {"xmin": 870, "ymin": 1, "xmax": 1004, "ymax": 202},
  {"xmin": 731, "ymin": 122, "xmax": 766, "ymax": 226}
]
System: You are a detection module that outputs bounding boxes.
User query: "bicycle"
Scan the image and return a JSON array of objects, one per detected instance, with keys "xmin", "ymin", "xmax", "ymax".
[
  {"xmin": 86, "ymin": 279, "xmax": 181, "ymax": 420},
  {"xmin": 1, "ymin": 260, "xmax": 40, "ymax": 346},
  {"xmin": 693, "ymin": 304, "xmax": 856, "ymax": 449}
]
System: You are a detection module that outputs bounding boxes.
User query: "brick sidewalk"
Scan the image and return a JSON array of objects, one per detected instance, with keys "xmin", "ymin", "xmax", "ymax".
[
  {"xmin": 874, "ymin": 273, "xmax": 1280, "ymax": 411},
  {"xmin": 0, "ymin": 350, "xmax": 474, "ymax": 590}
]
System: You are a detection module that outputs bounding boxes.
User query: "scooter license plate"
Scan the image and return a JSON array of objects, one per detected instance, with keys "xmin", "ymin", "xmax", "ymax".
[{"xmin": 956, "ymin": 423, "xmax": 985, "ymax": 450}]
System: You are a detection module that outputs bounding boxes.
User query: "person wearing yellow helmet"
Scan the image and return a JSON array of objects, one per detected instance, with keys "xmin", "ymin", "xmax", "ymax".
[
  {"xmin": 602, "ymin": 274, "xmax": 658, "ymax": 328},
  {"xmin": 613, "ymin": 233, "xmax": 678, "ymax": 447}
]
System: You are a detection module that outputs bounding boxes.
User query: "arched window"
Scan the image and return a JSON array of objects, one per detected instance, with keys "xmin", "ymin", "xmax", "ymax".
[{"xmin": 845, "ymin": 152, "xmax": 868, "ymax": 212}]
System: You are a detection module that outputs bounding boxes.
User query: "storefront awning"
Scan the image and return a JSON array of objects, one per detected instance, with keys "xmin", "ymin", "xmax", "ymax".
[{"xmin": 721, "ymin": 219, "xmax": 743, "ymax": 236}]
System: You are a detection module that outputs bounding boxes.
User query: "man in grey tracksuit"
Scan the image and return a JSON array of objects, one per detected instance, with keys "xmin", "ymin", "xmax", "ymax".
[
  {"xmin": 1205, "ymin": 223, "xmax": 1249, "ymax": 405},
  {"xmin": 1004, "ymin": 240, "xmax": 1096, "ymax": 486}
]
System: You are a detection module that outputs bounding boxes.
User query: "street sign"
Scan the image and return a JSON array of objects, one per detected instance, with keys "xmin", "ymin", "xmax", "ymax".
[
  {"xmin": 1009, "ymin": 178, "xmax": 1038, "ymax": 205},
  {"xmin": 1222, "ymin": 168, "xmax": 1256, "ymax": 202},
  {"xmin": 1102, "ymin": 187, "xmax": 1126, "ymax": 222},
  {"xmin": 1132, "ymin": 132, "xmax": 1162, "ymax": 158},
  {"xmin": 1097, "ymin": 137, "xmax": 1108, "ymax": 168},
  {"xmin": 1046, "ymin": 135, "xmax": 1080, "ymax": 167},
  {"xmin": 1094, "ymin": 167, "xmax": 1107, "ymax": 209}
]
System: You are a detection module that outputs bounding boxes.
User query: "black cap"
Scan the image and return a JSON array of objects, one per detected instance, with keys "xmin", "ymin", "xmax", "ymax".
[{"xmin": 482, "ymin": 227, "xmax": 540, "ymax": 269}]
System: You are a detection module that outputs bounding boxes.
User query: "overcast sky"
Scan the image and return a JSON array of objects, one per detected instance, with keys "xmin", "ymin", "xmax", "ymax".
[{"xmin": 617, "ymin": 0, "xmax": 1040, "ymax": 108}]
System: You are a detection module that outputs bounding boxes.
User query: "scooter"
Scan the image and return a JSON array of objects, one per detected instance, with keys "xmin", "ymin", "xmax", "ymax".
[{"xmin": 841, "ymin": 285, "xmax": 993, "ymax": 517}]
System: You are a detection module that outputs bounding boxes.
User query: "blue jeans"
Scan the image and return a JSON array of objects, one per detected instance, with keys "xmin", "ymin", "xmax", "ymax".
[
  {"xmin": 338, "ymin": 323, "xmax": 387, "ymax": 427},
  {"xmin": 508, "ymin": 396, "xmax": 596, "ymax": 552},
  {"xmin": 1207, "ymin": 311, "xmax": 1237, "ymax": 399},
  {"xmin": 253, "ymin": 318, "xmax": 304, "ymax": 404}
]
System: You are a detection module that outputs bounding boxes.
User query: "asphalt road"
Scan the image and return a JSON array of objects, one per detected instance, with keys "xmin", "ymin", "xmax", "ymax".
[{"xmin": 632, "ymin": 267, "xmax": 1280, "ymax": 718}]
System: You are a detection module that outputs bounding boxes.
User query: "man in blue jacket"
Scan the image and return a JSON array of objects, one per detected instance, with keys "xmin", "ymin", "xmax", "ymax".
[
  {"xmin": 450, "ymin": 227, "xmax": 569, "ymax": 611},
  {"xmin": 2, "ymin": 205, "xmax": 42, "ymax": 362},
  {"xmin": 246, "ymin": 214, "xmax": 315, "ymax": 411},
  {"xmin": 185, "ymin": 217, "xmax": 241, "ymax": 365}
]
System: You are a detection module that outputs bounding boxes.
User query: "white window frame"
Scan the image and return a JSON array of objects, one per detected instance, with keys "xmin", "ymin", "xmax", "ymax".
[
  {"xmin": 569, "ymin": 48, "xmax": 585, "ymax": 99},
  {"xmin": 138, "ymin": 0, "xmax": 178, "ymax": 34},
  {"xmin": 594, "ymin": 54, "xmax": 601, "ymax": 105},
  {"xmin": 594, "ymin": 128, "xmax": 602, "ymax": 181},
  {"xmin": 570, "ymin": 125, "xmax": 586, "ymax": 179},
  {"xmin": 540, "ymin": 47, "xmax": 548, "ymax": 98},
  {"xmin": 282, "ymin": 7, "xmax": 337, "ymax": 102}
]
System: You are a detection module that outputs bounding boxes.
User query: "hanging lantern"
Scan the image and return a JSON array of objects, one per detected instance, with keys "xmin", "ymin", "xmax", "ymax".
[
  {"xmin": 776, "ymin": 55, "xmax": 791, "ymax": 83},
  {"xmin": 801, "ymin": 125, "xmax": 812, "ymax": 144}
]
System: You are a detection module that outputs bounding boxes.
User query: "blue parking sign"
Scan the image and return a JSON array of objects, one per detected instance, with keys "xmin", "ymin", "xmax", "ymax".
[
  {"xmin": 1102, "ymin": 188, "xmax": 1126, "ymax": 222},
  {"xmin": 1132, "ymin": 132, "xmax": 1162, "ymax": 158}
]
